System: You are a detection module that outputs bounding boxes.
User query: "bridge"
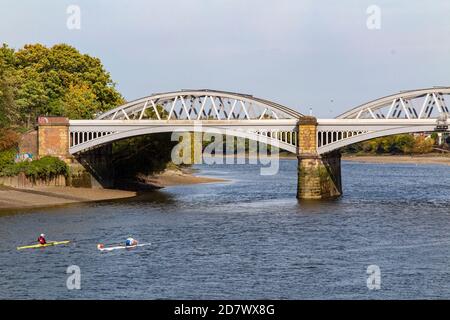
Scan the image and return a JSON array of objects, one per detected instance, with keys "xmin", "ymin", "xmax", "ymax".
[{"xmin": 37, "ymin": 87, "xmax": 449, "ymax": 200}]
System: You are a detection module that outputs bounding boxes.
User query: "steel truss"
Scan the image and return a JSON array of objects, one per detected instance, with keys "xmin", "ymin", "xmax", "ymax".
[
  {"xmin": 67, "ymin": 88, "xmax": 450, "ymax": 156},
  {"xmin": 317, "ymin": 87, "xmax": 450, "ymax": 154},
  {"xmin": 69, "ymin": 90, "xmax": 302, "ymax": 154}
]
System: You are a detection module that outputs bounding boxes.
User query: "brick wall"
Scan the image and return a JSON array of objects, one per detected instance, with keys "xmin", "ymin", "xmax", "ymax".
[
  {"xmin": 18, "ymin": 130, "xmax": 38, "ymax": 159},
  {"xmin": 37, "ymin": 117, "xmax": 70, "ymax": 160},
  {"xmin": 298, "ymin": 116, "xmax": 318, "ymax": 155}
]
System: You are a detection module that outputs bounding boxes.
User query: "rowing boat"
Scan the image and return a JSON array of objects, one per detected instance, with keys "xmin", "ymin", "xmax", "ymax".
[
  {"xmin": 97, "ymin": 243, "xmax": 151, "ymax": 252},
  {"xmin": 17, "ymin": 241, "xmax": 70, "ymax": 250}
]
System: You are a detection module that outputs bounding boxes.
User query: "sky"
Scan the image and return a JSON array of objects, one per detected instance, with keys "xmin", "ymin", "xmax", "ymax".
[{"xmin": 1, "ymin": 0, "xmax": 449, "ymax": 117}]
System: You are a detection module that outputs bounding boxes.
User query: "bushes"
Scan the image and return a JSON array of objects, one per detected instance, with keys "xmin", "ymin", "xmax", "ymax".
[
  {"xmin": 0, "ymin": 148, "xmax": 15, "ymax": 168},
  {"xmin": 0, "ymin": 155, "xmax": 68, "ymax": 179},
  {"xmin": 411, "ymin": 135, "xmax": 435, "ymax": 154}
]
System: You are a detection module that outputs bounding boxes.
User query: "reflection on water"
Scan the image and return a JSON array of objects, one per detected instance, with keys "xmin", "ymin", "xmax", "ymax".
[{"xmin": 0, "ymin": 160, "xmax": 449, "ymax": 299}]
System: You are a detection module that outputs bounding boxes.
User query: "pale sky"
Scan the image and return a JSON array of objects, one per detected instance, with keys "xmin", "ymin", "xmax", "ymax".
[{"xmin": 1, "ymin": 0, "xmax": 449, "ymax": 117}]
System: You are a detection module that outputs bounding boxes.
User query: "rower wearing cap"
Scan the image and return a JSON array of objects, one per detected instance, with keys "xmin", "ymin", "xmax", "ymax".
[
  {"xmin": 125, "ymin": 237, "xmax": 138, "ymax": 247},
  {"xmin": 37, "ymin": 234, "xmax": 46, "ymax": 245}
]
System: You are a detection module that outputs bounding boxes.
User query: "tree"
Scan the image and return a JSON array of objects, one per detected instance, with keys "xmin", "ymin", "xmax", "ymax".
[
  {"xmin": 0, "ymin": 42, "xmax": 124, "ymax": 128},
  {"xmin": 62, "ymin": 83, "xmax": 100, "ymax": 119},
  {"xmin": 0, "ymin": 44, "xmax": 19, "ymax": 128},
  {"xmin": 0, "ymin": 128, "xmax": 19, "ymax": 151},
  {"xmin": 412, "ymin": 135, "xmax": 434, "ymax": 154},
  {"xmin": 0, "ymin": 42, "xmax": 178, "ymax": 182},
  {"xmin": 394, "ymin": 134, "xmax": 414, "ymax": 153},
  {"xmin": 15, "ymin": 69, "xmax": 49, "ymax": 128},
  {"xmin": 344, "ymin": 134, "xmax": 435, "ymax": 155}
]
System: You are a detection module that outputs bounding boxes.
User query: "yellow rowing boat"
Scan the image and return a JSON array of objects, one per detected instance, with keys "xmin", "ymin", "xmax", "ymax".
[{"xmin": 17, "ymin": 241, "xmax": 70, "ymax": 250}]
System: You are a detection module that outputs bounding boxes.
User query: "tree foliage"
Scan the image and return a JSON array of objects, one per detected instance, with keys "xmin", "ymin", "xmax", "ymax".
[
  {"xmin": 0, "ymin": 43, "xmax": 182, "ymax": 182},
  {"xmin": 0, "ymin": 43, "xmax": 124, "ymax": 129},
  {"xmin": 0, "ymin": 128, "xmax": 19, "ymax": 151},
  {"xmin": 343, "ymin": 134, "xmax": 435, "ymax": 154}
]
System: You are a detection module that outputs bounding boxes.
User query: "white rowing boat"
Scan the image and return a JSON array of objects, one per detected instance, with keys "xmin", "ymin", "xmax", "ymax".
[{"xmin": 97, "ymin": 243, "xmax": 151, "ymax": 252}]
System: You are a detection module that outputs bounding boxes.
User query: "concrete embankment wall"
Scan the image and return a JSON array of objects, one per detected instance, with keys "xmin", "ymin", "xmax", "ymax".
[
  {"xmin": 0, "ymin": 173, "xmax": 67, "ymax": 188},
  {"xmin": 0, "ymin": 161, "xmax": 112, "ymax": 189},
  {"xmin": 67, "ymin": 162, "xmax": 105, "ymax": 188}
]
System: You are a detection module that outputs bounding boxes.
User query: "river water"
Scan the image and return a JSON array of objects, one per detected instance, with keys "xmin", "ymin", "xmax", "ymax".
[{"xmin": 0, "ymin": 160, "xmax": 449, "ymax": 299}]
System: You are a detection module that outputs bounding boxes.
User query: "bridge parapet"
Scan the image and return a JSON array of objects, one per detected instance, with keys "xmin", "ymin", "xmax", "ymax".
[{"xmin": 316, "ymin": 118, "xmax": 445, "ymax": 154}]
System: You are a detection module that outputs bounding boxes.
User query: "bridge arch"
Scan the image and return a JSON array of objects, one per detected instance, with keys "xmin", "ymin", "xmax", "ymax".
[
  {"xmin": 317, "ymin": 87, "xmax": 450, "ymax": 154},
  {"xmin": 69, "ymin": 89, "xmax": 303, "ymax": 154},
  {"xmin": 317, "ymin": 121, "xmax": 438, "ymax": 154},
  {"xmin": 96, "ymin": 89, "xmax": 303, "ymax": 121},
  {"xmin": 337, "ymin": 87, "xmax": 450, "ymax": 120}
]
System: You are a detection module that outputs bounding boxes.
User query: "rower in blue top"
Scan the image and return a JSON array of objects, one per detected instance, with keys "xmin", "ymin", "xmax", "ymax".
[{"xmin": 125, "ymin": 237, "xmax": 138, "ymax": 247}]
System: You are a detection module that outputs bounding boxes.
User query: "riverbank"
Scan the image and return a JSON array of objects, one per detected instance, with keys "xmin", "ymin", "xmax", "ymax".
[
  {"xmin": 0, "ymin": 169, "xmax": 225, "ymax": 212},
  {"xmin": 0, "ymin": 186, "xmax": 137, "ymax": 211},
  {"xmin": 223, "ymin": 152, "xmax": 450, "ymax": 165},
  {"xmin": 342, "ymin": 154, "xmax": 450, "ymax": 166}
]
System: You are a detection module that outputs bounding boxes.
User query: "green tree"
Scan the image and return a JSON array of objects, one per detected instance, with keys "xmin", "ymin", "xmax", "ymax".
[
  {"xmin": 15, "ymin": 69, "xmax": 49, "ymax": 128},
  {"xmin": 344, "ymin": 133, "xmax": 435, "ymax": 155},
  {"xmin": 1, "ymin": 43, "xmax": 124, "ymax": 128},
  {"xmin": 62, "ymin": 83, "xmax": 100, "ymax": 119},
  {"xmin": 394, "ymin": 134, "xmax": 414, "ymax": 153},
  {"xmin": 0, "ymin": 44, "xmax": 19, "ymax": 128},
  {"xmin": 0, "ymin": 42, "xmax": 179, "ymax": 183}
]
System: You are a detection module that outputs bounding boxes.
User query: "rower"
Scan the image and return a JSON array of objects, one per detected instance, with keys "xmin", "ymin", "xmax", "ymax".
[
  {"xmin": 125, "ymin": 237, "xmax": 138, "ymax": 247},
  {"xmin": 37, "ymin": 234, "xmax": 46, "ymax": 245}
]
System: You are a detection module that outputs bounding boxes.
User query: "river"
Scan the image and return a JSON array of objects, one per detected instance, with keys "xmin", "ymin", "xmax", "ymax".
[{"xmin": 1, "ymin": 160, "xmax": 450, "ymax": 299}]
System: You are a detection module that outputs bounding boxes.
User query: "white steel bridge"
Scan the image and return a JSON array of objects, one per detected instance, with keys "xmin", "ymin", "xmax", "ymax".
[{"xmin": 68, "ymin": 87, "xmax": 450, "ymax": 155}]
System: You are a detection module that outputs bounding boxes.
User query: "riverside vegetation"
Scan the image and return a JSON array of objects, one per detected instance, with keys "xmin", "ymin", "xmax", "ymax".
[
  {"xmin": 0, "ymin": 43, "xmax": 177, "ymax": 182},
  {"xmin": 342, "ymin": 133, "xmax": 447, "ymax": 155}
]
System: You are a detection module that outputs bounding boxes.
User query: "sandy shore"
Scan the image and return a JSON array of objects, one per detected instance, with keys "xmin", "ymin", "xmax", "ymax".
[
  {"xmin": 136, "ymin": 168, "xmax": 225, "ymax": 188},
  {"xmin": 342, "ymin": 154, "xmax": 450, "ymax": 166},
  {"xmin": 0, "ymin": 186, "xmax": 138, "ymax": 211},
  {"xmin": 0, "ymin": 171, "xmax": 225, "ymax": 212}
]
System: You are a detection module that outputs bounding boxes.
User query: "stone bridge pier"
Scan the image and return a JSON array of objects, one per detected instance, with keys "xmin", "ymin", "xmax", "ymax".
[{"xmin": 297, "ymin": 116, "xmax": 342, "ymax": 200}]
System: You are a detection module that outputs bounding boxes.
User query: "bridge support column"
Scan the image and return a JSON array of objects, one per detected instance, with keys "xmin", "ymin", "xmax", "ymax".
[
  {"xmin": 38, "ymin": 116, "xmax": 114, "ymax": 188},
  {"xmin": 38, "ymin": 117, "xmax": 71, "ymax": 161},
  {"xmin": 297, "ymin": 117, "xmax": 342, "ymax": 200}
]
